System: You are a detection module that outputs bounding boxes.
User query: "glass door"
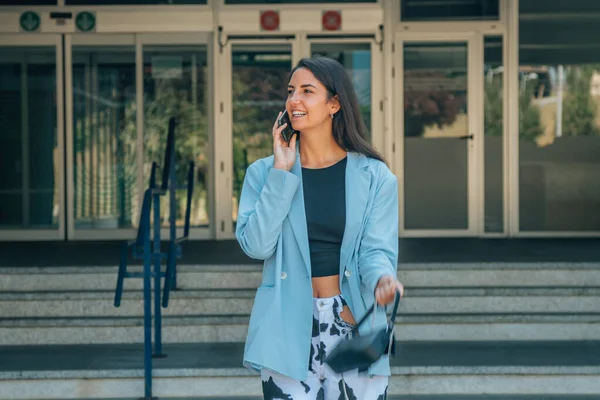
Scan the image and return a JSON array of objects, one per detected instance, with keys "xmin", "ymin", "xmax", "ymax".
[
  {"xmin": 308, "ymin": 39, "xmax": 383, "ymax": 151},
  {"xmin": 396, "ymin": 33, "xmax": 480, "ymax": 236},
  {"xmin": 222, "ymin": 39, "xmax": 297, "ymax": 236},
  {"xmin": 139, "ymin": 33, "xmax": 213, "ymax": 240},
  {"xmin": 66, "ymin": 34, "xmax": 138, "ymax": 240},
  {"xmin": 221, "ymin": 36, "xmax": 382, "ymax": 237},
  {"xmin": 0, "ymin": 35, "xmax": 65, "ymax": 240},
  {"xmin": 66, "ymin": 33, "xmax": 212, "ymax": 240}
]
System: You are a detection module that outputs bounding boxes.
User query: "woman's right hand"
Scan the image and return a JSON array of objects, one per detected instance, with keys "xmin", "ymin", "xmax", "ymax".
[{"xmin": 272, "ymin": 112, "xmax": 298, "ymax": 171}]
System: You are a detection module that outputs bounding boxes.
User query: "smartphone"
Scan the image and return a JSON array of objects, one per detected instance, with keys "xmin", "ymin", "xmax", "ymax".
[{"xmin": 277, "ymin": 110, "xmax": 298, "ymax": 143}]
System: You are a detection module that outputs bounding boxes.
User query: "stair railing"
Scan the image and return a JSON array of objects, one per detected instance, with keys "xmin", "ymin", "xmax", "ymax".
[{"xmin": 114, "ymin": 116, "xmax": 195, "ymax": 400}]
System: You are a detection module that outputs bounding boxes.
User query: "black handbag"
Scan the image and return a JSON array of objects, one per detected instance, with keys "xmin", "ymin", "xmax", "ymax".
[{"xmin": 324, "ymin": 291, "xmax": 401, "ymax": 374}]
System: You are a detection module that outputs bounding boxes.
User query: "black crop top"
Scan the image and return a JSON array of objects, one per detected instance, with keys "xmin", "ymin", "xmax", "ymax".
[{"xmin": 302, "ymin": 157, "xmax": 347, "ymax": 278}]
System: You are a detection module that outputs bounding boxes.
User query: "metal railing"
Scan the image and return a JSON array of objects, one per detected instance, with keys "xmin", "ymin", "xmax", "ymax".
[{"xmin": 114, "ymin": 116, "xmax": 195, "ymax": 400}]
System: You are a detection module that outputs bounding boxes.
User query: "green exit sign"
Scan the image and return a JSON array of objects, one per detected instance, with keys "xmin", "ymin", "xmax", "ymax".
[
  {"xmin": 76, "ymin": 11, "xmax": 96, "ymax": 32},
  {"xmin": 20, "ymin": 11, "xmax": 41, "ymax": 32}
]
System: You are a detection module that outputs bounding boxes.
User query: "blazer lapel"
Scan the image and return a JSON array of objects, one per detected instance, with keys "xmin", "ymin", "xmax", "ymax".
[
  {"xmin": 287, "ymin": 154, "xmax": 312, "ymax": 277},
  {"xmin": 339, "ymin": 152, "xmax": 371, "ymax": 275}
]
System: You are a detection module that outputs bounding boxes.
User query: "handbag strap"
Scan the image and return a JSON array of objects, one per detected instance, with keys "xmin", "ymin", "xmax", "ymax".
[
  {"xmin": 351, "ymin": 290, "xmax": 401, "ymax": 334},
  {"xmin": 388, "ymin": 290, "xmax": 401, "ymax": 326}
]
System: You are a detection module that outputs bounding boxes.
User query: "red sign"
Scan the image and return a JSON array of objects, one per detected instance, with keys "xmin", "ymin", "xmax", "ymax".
[
  {"xmin": 322, "ymin": 10, "xmax": 342, "ymax": 31},
  {"xmin": 260, "ymin": 10, "xmax": 280, "ymax": 31}
]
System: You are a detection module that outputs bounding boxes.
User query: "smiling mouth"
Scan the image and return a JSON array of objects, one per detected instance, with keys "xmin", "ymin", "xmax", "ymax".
[{"xmin": 292, "ymin": 111, "xmax": 307, "ymax": 117}]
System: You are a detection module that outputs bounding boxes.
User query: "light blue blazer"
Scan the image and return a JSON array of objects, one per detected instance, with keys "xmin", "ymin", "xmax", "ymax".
[{"xmin": 235, "ymin": 151, "xmax": 399, "ymax": 382}]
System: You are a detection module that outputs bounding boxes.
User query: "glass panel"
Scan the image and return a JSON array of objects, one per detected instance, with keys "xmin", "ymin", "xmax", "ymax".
[
  {"xmin": 518, "ymin": 7, "xmax": 600, "ymax": 231},
  {"xmin": 226, "ymin": 0, "xmax": 374, "ymax": 3},
  {"xmin": 0, "ymin": 195, "xmax": 21, "ymax": 225},
  {"xmin": 143, "ymin": 45, "xmax": 210, "ymax": 228},
  {"xmin": 401, "ymin": 0, "xmax": 499, "ymax": 21},
  {"xmin": 484, "ymin": 36, "xmax": 504, "ymax": 232},
  {"xmin": 0, "ymin": 0, "xmax": 55, "ymax": 4},
  {"xmin": 231, "ymin": 44, "xmax": 292, "ymax": 224},
  {"xmin": 66, "ymin": 0, "xmax": 206, "ymax": 4},
  {"xmin": 403, "ymin": 42, "xmax": 469, "ymax": 230},
  {"xmin": 72, "ymin": 46, "xmax": 137, "ymax": 229},
  {"xmin": 521, "ymin": 0, "xmax": 599, "ymax": 15},
  {"xmin": 311, "ymin": 43, "xmax": 372, "ymax": 142},
  {"xmin": 0, "ymin": 47, "xmax": 58, "ymax": 229}
]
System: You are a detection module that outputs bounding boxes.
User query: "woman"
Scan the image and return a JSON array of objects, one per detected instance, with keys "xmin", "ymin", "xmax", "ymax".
[{"xmin": 236, "ymin": 56, "xmax": 404, "ymax": 400}]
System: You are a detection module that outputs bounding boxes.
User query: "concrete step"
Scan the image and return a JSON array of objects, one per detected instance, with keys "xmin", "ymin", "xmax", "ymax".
[
  {"xmin": 3, "ymin": 262, "xmax": 600, "ymax": 345},
  {"xmin": 2, "ymin": 262, "xmax": 600, "ymax": 292},
  {"xmin": 2, "ymin": 313, "xmax": 600, "ymax": 345},
  {"xmin": 0, "ymin": 265, "xmax": 263, "ymax": 292},
  {"xmin": 1, "ymin": 342, "xmax": 600, "ymax": 399},
  {"xmin": 3, "ymin": 288, "xmax": 600, "ymax": 318},
  {"xmin": 3, "ymin": 368, "xmax": 600, "ymax": 400}
]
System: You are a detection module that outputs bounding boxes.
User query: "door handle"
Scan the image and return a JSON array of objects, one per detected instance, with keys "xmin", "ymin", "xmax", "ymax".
[{"xmin": 459, "ymin": 134, "xmax": 474, "ymax": 140}]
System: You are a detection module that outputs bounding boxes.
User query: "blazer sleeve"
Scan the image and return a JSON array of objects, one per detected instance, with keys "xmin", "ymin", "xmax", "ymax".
[
  {"xmin": 357, "ymin": 171, "xmax": 399, "ymax": 295},
  {"xmin": 235, "ymin": 162, "xmax": 301, "ymax": 260}
]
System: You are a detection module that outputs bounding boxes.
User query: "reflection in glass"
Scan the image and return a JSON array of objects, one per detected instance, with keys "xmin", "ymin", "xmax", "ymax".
[
  {"xmin": 518, "ymin": 4, "xmax": 600, "ymax": 231},
  {"xmin": 0, "ymin": 0, "xmax": 56, "ymax": 4},
  {"xmin": 226, "ymin": 0, "xmax": 374, "ymax": 3},
  {"xmin": 518, "ymin": 63, "xmax": 600, "ymax": 231},
  {"xmin": 312, "ymin": 43, "xmax": 372, "ymax": 141},
  {"xmin": 484, "ymin": 36, "xmax": 504, "ymax": 232},
  {"xmin": 66, "ymin": 0, "xmax": 206, "ymax": 4},
  {"xmin": 72, "ymin": 46, "xmax": 137, "ymax": 229},
  {"xmin": 231, "ymin": 45, "xmax": 292, "ymax": 223},
  {"xmin": 0, "ymin": 47, "xmax": 58, "ymax": 228},
  {"xmin": 403, "ymin": 42, "xmax": 469, "ymax": 230},
  {"xmin": 143, "ymin": 45, "xmax": 210, "ymax": 228}
]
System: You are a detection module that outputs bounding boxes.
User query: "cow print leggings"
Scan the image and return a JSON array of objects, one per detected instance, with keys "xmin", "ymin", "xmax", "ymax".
[{"xmin": 261, "ymin": 294, "xmax": 388, "ymax": 400}]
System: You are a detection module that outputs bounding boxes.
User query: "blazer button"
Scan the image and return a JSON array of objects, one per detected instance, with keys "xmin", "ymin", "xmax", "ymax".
[
  {"xmin": 344, "ymin": 270, "xmax": 351, "ymax": 277},
  {"xmin": 281, "ymin": 271, "xmax": 287, "ymax": 280}
]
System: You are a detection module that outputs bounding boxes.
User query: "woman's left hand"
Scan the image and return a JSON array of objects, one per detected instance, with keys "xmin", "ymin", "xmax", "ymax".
[{"xmin": 375, "ymin": 275, "xmax": 404, "ymax": 306}]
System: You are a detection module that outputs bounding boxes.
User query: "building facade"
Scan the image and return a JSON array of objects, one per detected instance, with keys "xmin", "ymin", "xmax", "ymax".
[{"xmin": 0, "ymin": 0, "xmax": 599, "ymax": 242}]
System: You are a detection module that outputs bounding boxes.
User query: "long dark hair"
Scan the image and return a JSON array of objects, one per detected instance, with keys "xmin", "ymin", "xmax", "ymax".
[{"xmin": 289, "ymin": 56, "xmax": 386, "ymax": 164}]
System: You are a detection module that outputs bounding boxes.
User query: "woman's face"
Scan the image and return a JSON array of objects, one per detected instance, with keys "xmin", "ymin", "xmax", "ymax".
[{"xmin": 286, "ymin": 67, "xmax": 338, "ymax": 134}]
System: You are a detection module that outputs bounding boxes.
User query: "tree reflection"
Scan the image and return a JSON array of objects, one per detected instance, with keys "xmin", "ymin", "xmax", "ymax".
[{"xmin": 232, "ymin": 60, "xmax": 290, "ymax": 220}]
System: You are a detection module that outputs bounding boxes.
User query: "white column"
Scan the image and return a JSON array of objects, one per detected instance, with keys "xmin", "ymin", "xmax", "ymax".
[
  {"xmin": 506, "ymin": 0, "xmax": 520, "ymax": 236},
  {"xmin": 556, "ymin": 64, "xmax": 564, "ymax": 138},
  {"xmin": 136, "ymin": 35, "xmax": 144, "ymax": 227},
  {"xmin": 382, "ymin": 0, "xmax": 397, "ymax": 172}
]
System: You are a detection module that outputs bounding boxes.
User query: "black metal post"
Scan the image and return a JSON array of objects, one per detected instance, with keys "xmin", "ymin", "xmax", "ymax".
[
  {"xmin": 153, "ymin": 190, "xmax": 164, "ymax": 357},
  {"xmin": 142, "ymin": 190, "xmax": 153, "ymax": 399}
]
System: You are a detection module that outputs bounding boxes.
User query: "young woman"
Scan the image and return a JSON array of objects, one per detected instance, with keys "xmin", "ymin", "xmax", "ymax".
[{"xmin": 236, "ymin": 56, "xmax": 404, "ymax": 400}]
